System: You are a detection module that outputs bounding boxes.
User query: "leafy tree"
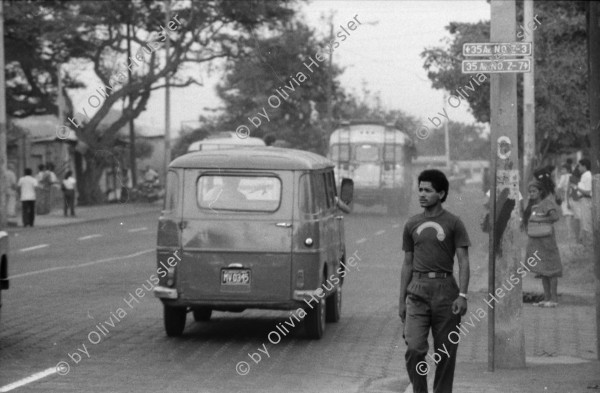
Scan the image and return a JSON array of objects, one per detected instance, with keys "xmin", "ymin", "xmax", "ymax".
[
  {"xmin": 421, "ymin": 1, "xmax": 588, "ymax": 164},
  {"xmin": 4, "ymin": 0, "xmax": 297, "ymax": 204},
  {"xmin": 213, "ymin": 19, "xmax": 343, "ymax": 155}
]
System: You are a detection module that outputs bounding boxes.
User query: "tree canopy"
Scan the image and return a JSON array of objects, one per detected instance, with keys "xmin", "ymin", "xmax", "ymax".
[
  {"xmin": 4, "ymin": 0, "xmax": 298, "ymax": 203},
  {"xmin": 421, "ymin": 1, "xmax": 588, "ymax": 163}
]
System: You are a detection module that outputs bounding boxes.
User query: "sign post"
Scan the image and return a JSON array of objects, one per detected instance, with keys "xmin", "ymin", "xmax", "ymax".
[{"xmin": 462, "ymin": 0, "xmax": 526, "ymax": 371}]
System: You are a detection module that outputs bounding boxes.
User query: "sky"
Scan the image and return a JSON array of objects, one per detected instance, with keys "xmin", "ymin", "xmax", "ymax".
[{"xmin": 72, "ymin": 0, "xmax": 492, "ymax": 137}]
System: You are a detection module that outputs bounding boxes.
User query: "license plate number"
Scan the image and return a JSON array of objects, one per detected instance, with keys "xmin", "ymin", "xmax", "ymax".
[{"xmin": 221, "ymin": 269, "xmax": 251, "ymax": 285}]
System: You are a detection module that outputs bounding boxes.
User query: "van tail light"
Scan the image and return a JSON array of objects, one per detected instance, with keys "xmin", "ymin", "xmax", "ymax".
[
  {"xmin": 166, "ymin": 267, "xmax": 176, "ymax": 287},
  {"xmin": 296, "ymin": 270, "xmax": 305, "ymax": 289}
]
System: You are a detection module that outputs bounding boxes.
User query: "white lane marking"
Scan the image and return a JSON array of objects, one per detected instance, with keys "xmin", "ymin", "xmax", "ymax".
[
  {"xmin": 392, "ymin": 224, "xmax": 400, "ymax": 228},
  {"xmin": 375, "ymin": 230, "xmax": 386, "ymax": 236},
  {"xmin": 0, "ymin": 367, "xmax": 57, "ymax": 392},
  {"xmin": 355, "ymin": 238, "xmax": 367, "ymax": 244},
  {"xmin": 19, "ymin": 244, "xmax": 49, "ymax": 252},
  {"xmin": 78, "ymin": 234, "xmax": 102, "ymax": 241},
  {"xmin": 127, "ymin": 227, "xmax": 148, "ymax": 233},
  {"xmin": 9, "ymin": 249, "xmax": 154, "ymax": 279}
]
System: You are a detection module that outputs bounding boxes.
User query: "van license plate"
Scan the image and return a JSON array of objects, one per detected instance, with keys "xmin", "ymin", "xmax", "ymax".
[{"xmin": 221, "ymin": 269, "xmax": 251, "ymax": 285}]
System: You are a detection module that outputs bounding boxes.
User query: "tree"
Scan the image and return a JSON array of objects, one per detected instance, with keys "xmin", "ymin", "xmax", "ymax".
[
  {"xmin": 213, "ymin": 19, "xmax": 344, "ymax": 155},
  {"xmin": 4, "ymin": 0, "xmax": 298, "ymax": 204},
  {"xmin": 421, "ymin": 1, "xmax": 588, "ymax": 163}
]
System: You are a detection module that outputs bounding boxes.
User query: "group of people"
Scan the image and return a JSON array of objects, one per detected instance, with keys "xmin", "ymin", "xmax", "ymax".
[
  {"xmin": 5, "ymin": 163, "xmax": 77, "ymax": 227},
  {"xmin": 399, "ymin": 160, "xmax": 593, "ymax": 393},
  {"xmin": 556, "ymin": 158, "xmax": 593, "ymax": 245},
  {"xmin": 520, "ymin": 158, "xmax": 593, "ymax": 308}
]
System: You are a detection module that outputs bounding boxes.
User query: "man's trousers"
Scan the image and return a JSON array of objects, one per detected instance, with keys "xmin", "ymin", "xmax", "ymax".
[
  {"xmin": 404, "ymin": 276, "xmax": 462, "ymax": 393},
  {"xmin": 21, "ymin": 200, "xmax": 36, "ymax": 227}
]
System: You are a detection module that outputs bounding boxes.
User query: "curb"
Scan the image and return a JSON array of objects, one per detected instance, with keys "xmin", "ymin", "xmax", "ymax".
[{"xmin": 3, "ymin": 205, "xmax": 162, "ymax": 233}]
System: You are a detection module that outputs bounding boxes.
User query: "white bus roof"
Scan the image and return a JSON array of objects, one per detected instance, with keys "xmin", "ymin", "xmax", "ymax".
[
  {"xmin": 187, "ymin": 132, "xmax": 266, "ymax": 152},
  {"xmin": 329, "ymin": 123, "xmax": 411, "ymax": 145}
]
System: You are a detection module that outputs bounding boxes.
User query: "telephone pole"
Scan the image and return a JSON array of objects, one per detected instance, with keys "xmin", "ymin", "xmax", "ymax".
[
  {"xmin": 586, "ymin": 0, "xmax": 600, "ymax": 360},
  {"xmin": 489, "ymin": 0, "xmax": 525, "ymax": 368},
  {"xmin": 0, "ymin": 1, "xmax": 8, "ymax": 229},
  {"xmin": 522, "ymin": 0, "xmax": 535, "ymax": 193},
  {"xmin": 163, "ymin": 0, "xmax": 171, "ymax": 180},
  {"xmin": 127, "ymin": 13, "xmax": 137, "ymax": 187}
]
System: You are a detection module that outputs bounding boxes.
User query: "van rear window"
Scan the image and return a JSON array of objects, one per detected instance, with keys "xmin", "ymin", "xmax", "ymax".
[{"xmin": 197, "ymin": 175, "xmax": 281, "ymax": 212}]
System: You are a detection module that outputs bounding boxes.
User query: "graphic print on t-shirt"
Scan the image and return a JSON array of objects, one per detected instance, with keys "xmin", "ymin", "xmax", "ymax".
[{"xmin": 416, "ymin": 221, "xmax": 446, "ymax": 241}]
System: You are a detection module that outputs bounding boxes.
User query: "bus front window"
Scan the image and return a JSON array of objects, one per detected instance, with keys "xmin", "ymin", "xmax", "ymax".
[
  {"xmin": 330, "ymin": 144, "xmax": 350, "ymax": 161},
  {"xmin": 355, "ymin": 145, "xmax": 379, "ymax": 162}
]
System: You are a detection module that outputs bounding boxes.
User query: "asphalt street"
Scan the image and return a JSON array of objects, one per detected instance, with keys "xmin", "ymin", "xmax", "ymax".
[{"xmin": 3, "ymin": 186, "xmax": 586, "ymax": 393}]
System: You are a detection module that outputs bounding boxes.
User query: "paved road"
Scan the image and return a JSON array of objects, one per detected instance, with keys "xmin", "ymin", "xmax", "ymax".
[
  {"xmin": 1, "ymin": 186, "xmax": 594, "ymax": 393},
  {"xmin": 0, "ymin": 200, "xmax": 419, "ymax": 393}
]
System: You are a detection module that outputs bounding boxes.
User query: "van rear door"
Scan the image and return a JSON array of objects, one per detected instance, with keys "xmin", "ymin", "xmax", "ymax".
[{"xmin": 178, "ymin": 169, "xmax": 294, "ymax": 303}]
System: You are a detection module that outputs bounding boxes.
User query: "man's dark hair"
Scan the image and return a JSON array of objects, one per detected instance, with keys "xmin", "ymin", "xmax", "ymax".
[
  {"xmin": 418, "ymin": 169, "xmax": 449, "ymax": 202},
  {"xmin": 25, "ymin": 168, "xmax": 32, "ymax": 176},
  {"xmin": 579, "ymin": 158, "xmax": 591, "ymax": 171},
  {"xmin": 38, "ymin": 164, "xmax": 45, "ymax": 171}
]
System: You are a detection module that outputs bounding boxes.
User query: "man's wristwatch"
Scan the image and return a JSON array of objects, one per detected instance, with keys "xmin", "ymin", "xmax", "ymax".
[{"xmin": 459, "ymin": 293, "xmax": 468, "ymax": 300}]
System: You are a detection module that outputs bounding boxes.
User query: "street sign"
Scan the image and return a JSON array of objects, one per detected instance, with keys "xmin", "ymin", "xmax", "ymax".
[
  {"xmin": 463, "ymin": 42, "xmax": 532, "ymax": 57},
  {"xmin": 462, "ymin": 58, "xmax": 531, "ymax": 74}
]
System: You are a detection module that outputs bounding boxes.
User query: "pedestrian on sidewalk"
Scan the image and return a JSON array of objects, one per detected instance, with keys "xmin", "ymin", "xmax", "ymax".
[
  {"xmin": 399, "ymin": 169, "xmax": 471, "ymax": 393},
  {"xmin": 556, "ymin": 163, "xmax": 575, "ymax": 240},
  {"xmin": 523, "ymin": 180, "xmax": 562, "ymax": 308},
  {"xmin": 35, "ymin": 163, "xmax": 52, "ymax": 215},
  {"xmin": 61, "ymin": 171, "xmax": 76, "ymax": 217},
  {"xmin": 5, "ymin": 163, "xmax": 17, "ymax": 219},
  {"xmin": 571, "ymin": 158, "xmax": 592, "ymax": 246},
  {"xmin": 17, "ymin": 168, "xmax": 38, "ymax": 227}
]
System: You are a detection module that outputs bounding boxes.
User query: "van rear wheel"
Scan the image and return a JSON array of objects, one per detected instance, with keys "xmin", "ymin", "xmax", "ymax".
[
  {"xmin": 325, "ymin": 285, "xmax": 342, "ymax": 323},
  {"xmin": 164, "ymin": 305, "xmax": 187, "ymax": 337},
  {"xmin": 193, "ymin": 308, "xmax": 212, "ymax": 322},
  {"xmin": 305, "ymin": 283, "xmax": 326, "ymax": 339}
]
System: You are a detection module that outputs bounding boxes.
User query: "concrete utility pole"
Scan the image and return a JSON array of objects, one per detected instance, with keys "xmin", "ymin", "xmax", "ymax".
[
  {"xmin": 0, "ymin": 1, "xmax": 8, "ymax": 229},
  {"xmin": 489, "ymin": 0, "xmax": 525, "ymax": 368},
  {"xmin": 127, "ymin": 17, "xmax": 137, "ymax": 188},
  {"xmin": 586, "ymin": 0, "xmax": 600, "ymax": 360},
  {"xmin": 522, "ymin": 0, "xmax": 535, "ymax": 193},
  {"xmin": 163, "ymin": 0, "xmax": 171, "ymax": 180}
]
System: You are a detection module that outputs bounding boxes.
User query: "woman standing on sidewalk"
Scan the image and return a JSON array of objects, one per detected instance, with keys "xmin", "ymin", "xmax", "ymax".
[
  {"xmin": 62, "ymin": 171, "xmax": 76, "ymax": 217},
  {"xmin": 523, "ymin": 180, "xmax": 562, "ymax": 308}
]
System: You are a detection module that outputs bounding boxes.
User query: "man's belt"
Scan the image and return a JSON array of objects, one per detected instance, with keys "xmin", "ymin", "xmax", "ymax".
[{"xmin": 413, "ymin": 271, "xmax": 451, "ymax": 279}]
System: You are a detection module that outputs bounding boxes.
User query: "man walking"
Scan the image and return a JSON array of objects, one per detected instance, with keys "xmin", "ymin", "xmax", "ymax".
[
  {"xmin": 17, "ymin": 168, "xmax": 38, "ymax": 227},
  {"xmin": 399, "ymin": 169, "xmax": 470, "ymax": 393}
]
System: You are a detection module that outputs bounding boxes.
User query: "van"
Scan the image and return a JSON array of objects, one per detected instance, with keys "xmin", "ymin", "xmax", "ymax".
[{"xmin": 153, "ymin": 147, "xmax": 354, "ymax": 339}]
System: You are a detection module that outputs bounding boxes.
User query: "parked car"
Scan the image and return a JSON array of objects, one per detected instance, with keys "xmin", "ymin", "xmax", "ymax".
[
  {"xmin": 0, "ymin": 231, "xmax": 9, "ymax": 324},
  {"xmin": 153, "ymin": 147, "xmax": 353, "ymax": 339}
]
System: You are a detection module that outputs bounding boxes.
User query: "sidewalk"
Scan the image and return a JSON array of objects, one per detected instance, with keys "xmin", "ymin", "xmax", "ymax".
[
  {"xmin": 5, "ymin": 201, "xmax": 162, "ymax": 231},
  {"xmin": 403, "ymin": 284, "xmax": 598, "ymax": 393}
]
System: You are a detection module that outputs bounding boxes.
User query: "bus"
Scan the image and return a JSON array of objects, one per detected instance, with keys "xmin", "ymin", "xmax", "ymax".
[
  {"xmin": 328, "ymin": 121, "xmax": 415, "ymax": 215},
  {"xmin": 187, "ymin": 131, "xmax": 266, "ymax": 152}
]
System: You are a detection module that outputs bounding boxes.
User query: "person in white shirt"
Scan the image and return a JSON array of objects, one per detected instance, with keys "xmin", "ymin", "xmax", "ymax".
[
  {"xmin": 571, "ymin": 158, "xmax": 592, "ymax": 244},
  {"xmin": 5, "ymin": 163, "xmax": 17, "ymax": 218},
  {"xmin": 17, "ymin": 168, "xmax": 39, "ymax": 227},
  {"xmin": 62, "ymin": 171, "xmax": 77, "ymax": 217},
  {"xmin": 556, "ymin": 164, "xmax": 574, "ymax": 239}
]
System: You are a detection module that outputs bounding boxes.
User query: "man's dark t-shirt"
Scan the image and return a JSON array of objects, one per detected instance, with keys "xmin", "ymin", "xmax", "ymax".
[{"xmin": 402, "ymin": 209, "xmax": 471, "ymax": 273}]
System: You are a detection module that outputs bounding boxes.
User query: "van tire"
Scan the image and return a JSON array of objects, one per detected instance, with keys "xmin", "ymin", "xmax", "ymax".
[
  {"xmin": 325, "ymin": 285, "xmax": 342, "ymax": 323},
  {"xmin": 164, "ymin": 305, "xmax": 187, "ymax": 337},
  {"xmin": 305, "ymin": 282, "xmax": 326, "ymax": 339},
  {"xmin": 193, "ymin": 308, "xmax": 212, "ymax": 322}
]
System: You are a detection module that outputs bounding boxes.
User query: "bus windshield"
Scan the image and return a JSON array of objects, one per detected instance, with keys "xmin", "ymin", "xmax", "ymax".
[
  {"xmin": 330, "ymin": 144, "xmax": 351, "ymax": 161},
  {"xmin": 355, "ymin": 144, "xmax": 379, "ymax": 162}
]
